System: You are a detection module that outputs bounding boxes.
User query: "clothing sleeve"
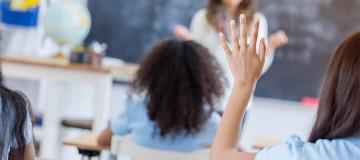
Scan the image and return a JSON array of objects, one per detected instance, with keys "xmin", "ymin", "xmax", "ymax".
[
  {"xmin": 198, "ymin": 112, "xmax": 221, "ymax": 146},
  {"xmin": 110, "ymin": 95, "xmax": 136, "ymax": 136},
  {"xmin": 24, "ymin": 110, "xmax": 33, "ymax": 145},
  {"xmin": 190, "ymin": 9, "xmax": 210, "ymax": 45},
  {"xmin": 256, "ymin": 135, "xmax": 304, "ymax": 160},
  {"xmin": 11, "ymin": 109, "xmax": 33, "ymax": 148},
  {"xmin": 257, "ymin": 13, "xmax": 274, "ymax": 74}
]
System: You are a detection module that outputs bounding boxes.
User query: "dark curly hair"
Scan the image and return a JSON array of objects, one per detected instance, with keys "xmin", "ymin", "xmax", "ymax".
[{"xmin": 132, "ymin": 38, "xmax": 225, "ymax": 137}]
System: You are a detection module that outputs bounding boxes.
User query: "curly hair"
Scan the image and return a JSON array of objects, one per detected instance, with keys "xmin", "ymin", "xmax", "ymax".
[
  {"xmin": 207, "ymin": 0, "xmax": 256, "ymax": 30},
  {"xmin": 132, "ymin": 38, "xmax": 225, "ymax": 137}
]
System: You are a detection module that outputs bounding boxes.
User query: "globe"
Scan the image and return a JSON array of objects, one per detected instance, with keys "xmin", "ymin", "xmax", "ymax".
[{"xmin": 43, "ymin": 0, "xmax": 91, "ymax": 46}]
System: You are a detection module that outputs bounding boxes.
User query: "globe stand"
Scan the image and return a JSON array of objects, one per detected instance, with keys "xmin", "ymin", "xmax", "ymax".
[
  {"xmin": 52, "ymin": 53, "xmax": 67, "ymax": 61},
  {"xmin": 51, "ymin": 44, "xmax": 71, "ymax": 63}
]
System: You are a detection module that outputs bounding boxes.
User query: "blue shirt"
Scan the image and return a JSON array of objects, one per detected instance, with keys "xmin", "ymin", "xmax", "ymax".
[
  {"xmin": 0, "ymin": 98, "xmax": 33, "ymax": 160},
  {"xmin": 256, "ymin": 135, "xmax": 360, "ymax": 160},
  {"xmin": 111, "ymin": 94, "xmax": 220, "ymax": 152}
]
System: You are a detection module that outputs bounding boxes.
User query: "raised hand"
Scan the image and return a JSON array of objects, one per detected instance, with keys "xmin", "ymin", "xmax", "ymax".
[
  {"xmin": 173, "ymin": 25, "xmax": 191, "ymax": 40},
  {"xmin": 269, "ymin": 30, "xmax": 288, "ymax": 51},
  {"xmin": 219, "ymin": 14, "xmax": 267, "ymax": 87}
]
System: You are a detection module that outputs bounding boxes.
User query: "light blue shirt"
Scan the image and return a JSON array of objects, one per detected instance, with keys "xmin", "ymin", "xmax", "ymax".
[
  {"xmin": 111, "ymin": 94, "xmax": 220, "ymax": 152},
  {"xmin": 0, "ymin": 98, "xmax": 33, "ymax": 160},
  {"xmin": 256, "ymin": 135, "xmax": 360, "ymax": 160}
]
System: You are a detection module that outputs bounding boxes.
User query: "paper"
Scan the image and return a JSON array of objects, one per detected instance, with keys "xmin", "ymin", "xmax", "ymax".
[{"xmin": 10, "ymin": 0, "xmax": 40, "ymax": 11}]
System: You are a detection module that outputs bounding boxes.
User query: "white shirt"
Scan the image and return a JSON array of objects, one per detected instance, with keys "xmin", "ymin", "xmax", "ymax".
[{"xmin": 189, "ymin": 9, "xmax": 274, "ymax": 111}]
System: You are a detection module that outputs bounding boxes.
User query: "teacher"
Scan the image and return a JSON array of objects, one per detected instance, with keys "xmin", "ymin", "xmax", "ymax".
[{"xmin": 174, "ymin": 0, "xmax": 288, "ymax": 111}]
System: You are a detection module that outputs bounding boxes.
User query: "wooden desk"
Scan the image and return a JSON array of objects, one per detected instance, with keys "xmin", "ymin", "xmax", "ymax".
[
  {"xmin": 0, "ymin": 55, "xmax": 137, "ymax": 159},
  {"xmin": 63, "ymin": 132, "xmax": 109, "ymax": 151},
  {"xmin": 64, "ymin": 132, "xmax": 109, "ymax": 159},
  {"xmin": 0, "ymin": 55, "xmax": 138, "ymax": 82},
  {"xmin": 252, "ymin": 138, "xmax": 282, "ymax": 150}
]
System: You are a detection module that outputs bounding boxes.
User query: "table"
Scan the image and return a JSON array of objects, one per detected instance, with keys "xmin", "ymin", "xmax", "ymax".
[
  {"xmin": 252, "ymin": 138, "xmax": 282, "ymax": 150},
  {"xmin": 63, "ymin": 132, "xmax": 109, "ymax": 159},
  {"xmin": 0, "ymin": 55, "xmax": 137, "ymax": 159}
]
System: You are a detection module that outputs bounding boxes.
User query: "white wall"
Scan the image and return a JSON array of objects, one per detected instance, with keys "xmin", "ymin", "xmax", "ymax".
[{"xmin": 240, "ymin": 97, "xmax": 317, "ymax": 150}]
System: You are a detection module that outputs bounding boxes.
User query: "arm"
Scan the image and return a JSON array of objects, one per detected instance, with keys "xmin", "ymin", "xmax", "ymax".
[
  {"xmin": 268, "ymin": 30, "xmax": 288, "ymax": 55},
  {"xmin": 211, "ymin": 85, "xmax": 257, "ymax": 160},
  {"xmin": 211, "ymin": 14, "xmax": 266, "ymax": 160},
  {"xmin": 9, "ymin": 143, "xmax": 36, "ymax": 160},
  {"xmin": 173, "ymin": 9, "xmax": 210, "ymax": 43},
  {"xmin": 173, "ymin": 25, "xmax": 191, "ymax": 40},
  {"xmin": 25, "ymin": 143, "xmax": 36, "ymax": 160},
  {"xmin": 13, "ymin": 107, "xmax": 35, "ymax": 160},
  {"xmin": 97, "ymin": 126, "xmax": 113, "ymax": 146},
  {"xmin": 173, "ymin": 9, "xmax": 206, "ymax": 40},
  {"xmin": 97, "ymin": 94, "xmax": 136, "ymax": 146}
]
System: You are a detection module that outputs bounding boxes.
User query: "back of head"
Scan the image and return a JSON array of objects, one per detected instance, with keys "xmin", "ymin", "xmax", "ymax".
[
  {"xmin": 132, "ymin": 38, "xmax": 225, "ymax": 137},
  {"xmin": 309, "ymin": 32, "xmax": 360, "ymax": 142}
]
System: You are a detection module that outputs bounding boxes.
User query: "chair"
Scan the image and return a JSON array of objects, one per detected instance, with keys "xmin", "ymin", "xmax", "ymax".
[{"xmin": 111, "ymin": 136, "xmax": 210, "ymax": 160}]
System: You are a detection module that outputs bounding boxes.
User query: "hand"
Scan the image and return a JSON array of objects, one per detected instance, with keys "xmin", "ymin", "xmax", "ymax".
[
  {"xmin": 269, "ymin": 30, "xmax": 288, "ymax": 50},
  {"xmin": 173, "ymin": 25, "xmax": 191, "ymax": 40},
  {"xmin": 219, "ymin": 14, "xmax": 267, "ymax": 87}
]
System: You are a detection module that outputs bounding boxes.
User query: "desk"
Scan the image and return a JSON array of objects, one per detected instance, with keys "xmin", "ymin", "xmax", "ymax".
[
  {"xmin": 252, "ymin": 138, "xmax": 282, "ymax": 150},
  {"xmin": 0, "ymin": 55, "xmax": 137, "ymax": 159},
  {"xmin": 64, "ymin": 132, "xmax": 109, "ymax": 159}
]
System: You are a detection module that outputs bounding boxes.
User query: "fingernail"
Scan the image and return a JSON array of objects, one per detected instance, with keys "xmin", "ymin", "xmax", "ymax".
[
  {"xmin": 230, "ymin": 20, "xmax": 236, "ymax": 24},
  {"xmin": 219, "ymin": 32, "xmax": 224, "ymax": 38},
  {"xmin": 240, "ymin": 14, "xmax": 245, "ymax": 20}
]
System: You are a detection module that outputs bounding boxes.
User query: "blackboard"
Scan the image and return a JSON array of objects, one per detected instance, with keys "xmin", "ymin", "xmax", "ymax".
[
  {"xmin": 254, "ymin": 0, "xmax": 360, "ymax": 100},
  {"xmin": 86, "ymin": 0, "xmax": 360, "ymax": 101},
  {"xmin": 86, "ymin": 0, "xmax": 206, "ymax": 62}
]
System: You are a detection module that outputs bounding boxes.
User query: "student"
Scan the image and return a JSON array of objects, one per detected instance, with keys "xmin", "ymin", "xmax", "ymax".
[
  {"xmin": 0, "ymin": 70, "xmax": 35, "ymax": 159},
  {"xmin": 174, "ymin": 0, "xmax": 288, "ymax": 110},
  {"xmin": 98, "ymin": 38, "xmax": 225, "ymax": 151},
  {"xmin": 211, "ymin": 14, "xmax": 360, "ymax": 160}
]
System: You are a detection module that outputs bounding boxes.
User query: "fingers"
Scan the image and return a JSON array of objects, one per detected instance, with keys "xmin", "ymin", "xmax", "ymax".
[
  {"xmin": 239, "ymin": 14, "xmax": 247, "ymax": 49},
  {"xmin": 230, "ymin": 20, "xmax": 240, "ymax": 51},
  {"xmin": 259, "ymin": 38, "xmax": 266, "ymax": 65},
  {"xmin": 219, "ymin": 32, "xmax": 232, "ymax": 58},
  {"xmin": 249, "ymin": 19, "xmax": 260, "ymax": 53}
]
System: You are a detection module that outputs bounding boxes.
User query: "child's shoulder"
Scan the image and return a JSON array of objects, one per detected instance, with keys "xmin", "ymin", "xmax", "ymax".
[
  {"xmin": 203, "ymin": 110, "xmax": 221, "ymax": 127},
  {"xmin": 125, "ymin": 91, "xmax": 148, "ymax": 113},
  {"xmin": 127, "ymin": 91, "xmax": 146, "ymax": 104}
]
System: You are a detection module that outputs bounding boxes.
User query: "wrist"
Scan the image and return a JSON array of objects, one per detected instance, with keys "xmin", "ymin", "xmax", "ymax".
[{"xmin": 233, "ymin": 80, "xmax": 256, "ymax": 91}]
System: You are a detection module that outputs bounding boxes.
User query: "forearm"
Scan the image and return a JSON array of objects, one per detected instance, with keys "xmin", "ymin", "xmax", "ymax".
[
  {"xmin": 9, "ymin": 142, "xmax": 35, "ymax": 160},
  {"xmin": 213, "ymin": 14, "xmax": 265, "ymax": 160},
  {"xmin": 97, "ymin": 127, "xmax": 113, "ymax": 146},
  {"xmin": 212, "ymin": 83, "xmax": 254, "ymax": 152},
  {"xmin": 25, "ymin": 143, "xmax": 36, "ymax": 160}
]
